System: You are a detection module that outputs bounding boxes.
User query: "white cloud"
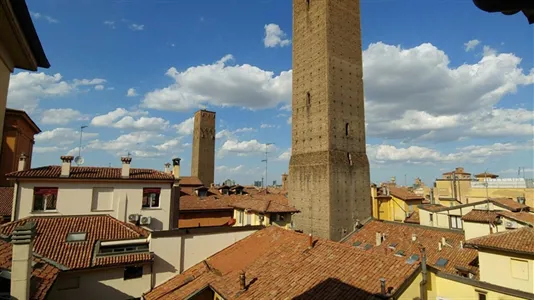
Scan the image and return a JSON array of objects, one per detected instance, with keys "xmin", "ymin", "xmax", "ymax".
[
  {"xmin": 482, "ymin": 45, "xmax": 497, "ymax": 57},
  {"xmin": 40, "ymin": 108, "xmax": 89, "ymax": 125},
  {"xmin": 234, "ymin": 127, "xmax": 256, "ymax": 133},
  {"xmin": 30, "ymin": 12, "xmax": 58, "ymax": 23},
  {"xmin": 90, "ymin": 108, "xmax": 169, "ymax": 131},
  {"xmin": 263, "ymin": 23, "xmax": 291, "ymax": 48},
  {"xmin": 173, "ymin": 117, "xmax": 194, "ymax": 135},
  {"xmin": 367, "ymin": 142, "xmax": 533, "ymax": 165},
  {"xmin": 33, "ymin": 146, "xmax": 68, "ymax": 153},
  {"xmin": 215, "ymin": 129, "xmax": 235, "ymax": 140},
  {"xmin": 276, "ymin": 148, "xmax": 291, "ymax": 161},
  {"xmin": 73, "ymin": 78, "xmax": 107, "ymax": 86},
  {"xmin": 129, "ymin": 24, "xmax": 145, "ymax": 31},
  {"xmin": 216, "ymin": 165, "xmax": 245, "ymax": 173},
  {"xmin": 87, "ymin": 132, "xmax": 181, "ymax": 158},
  {"xmin": 464, "ymin": 39, "xmax": 480, "ymax": 52},
  {"xmin": 35, "ymin": 128, "xmax": 99, "ymax": 146},
  {"xmin": 499, "ymin": 168, "xmax": 534, "ymax": 175},
  {"xmin": 103, "ymin": 20, "xmax": 116, "ymax": 29},
  {"xmin": 94, "ymin": 85, "xmax": 105, "ymax": 91},
  {"xmin": 127, "ymin": 88, "xmax": 138, "ymax": 97},
  {"xmin": 260, "ymin": 123, "xmax": 276, "ymax": 129},
  {"xmin": 141, "ymin": 54, "xmax": 291, "ymax": 111},
  {"xmin": 218, "ymin": 139, "xmax": 276, "ymax": 157},
  {"xmin": 286, "ymin": 116, "xmax": 292, "ymax": 125}
]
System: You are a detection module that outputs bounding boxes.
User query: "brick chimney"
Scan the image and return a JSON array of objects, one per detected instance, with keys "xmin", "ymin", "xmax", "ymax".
[
  {"xmin": 172, "ymin": 158, "xmax": 181, "ymax": 178},
  {"xmin": 60, "ymin": 156, "xmax": 74, "ymax": 177},
  {"xmin": 121, "ymin": 156, "xmax": 132, "ymax": 178},
  {"xmin": 11, "ymin": 221, "xmax": 36, "ymax": 300},
  {"xmin": 164, "ymin": 163, "xmax": 171, "ymax": 174},
  {"xmin": 18, "ymin": 153, "xmax": 27, "ymax": 171},
  {"xmin": 376, "ymin": 232, "xmax": 383, "ymax": 246}
]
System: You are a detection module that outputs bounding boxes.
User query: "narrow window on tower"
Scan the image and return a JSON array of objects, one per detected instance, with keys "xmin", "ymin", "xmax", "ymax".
[
  {"xmin": 345, "ymin": 123, "xmax": 349, "ymax": 136},
  {"xmin": 306, "ymin": 92, "xmax": 311, "ymax": 107},
  {"xmin": 306, "ymin": 0, "xmax": 310, "ymax": 9}
]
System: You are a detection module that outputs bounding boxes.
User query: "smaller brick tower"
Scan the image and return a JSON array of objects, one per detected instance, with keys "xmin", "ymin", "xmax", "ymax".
[{"xmin": 191, "ymin": 109, "xmax": 216, "ymax": 186}]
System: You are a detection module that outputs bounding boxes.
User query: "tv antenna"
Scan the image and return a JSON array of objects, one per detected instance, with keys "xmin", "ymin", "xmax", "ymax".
[
  {"xmin": 261, "ymin": 143, "xmax": 274, "ymax": 189},
  {"xmin": 75, "ymin": 125, "xmax": 88, "ymax": 166}
]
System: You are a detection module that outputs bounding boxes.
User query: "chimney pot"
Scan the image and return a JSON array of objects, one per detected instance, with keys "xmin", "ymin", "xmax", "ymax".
[
  {"xmin": 441, "ymin": 237, "xmax": 446, "ymax": 246},
  {"xmin": 164, "ymin": 163, "xmax": 171, "ymax": 174},
  {"xmin": 380, "ymin": 278, "xmax": 386, "ymax": 295},
  {"xmin": 376, "ymin": 232, "xmax": 382, "ymax": 246},
  {"xmin": 239, "ymin": 271, "xmax": 246, "ymax": 291},
  {"xmin": 60, "ymin": 156, "xmax": 74, "ymax": 177},
  {"xmin": 18, "ymin": 153, "xmax": 27, "ymax": 171},
  {"xmin": 172, "ymin": 158, "xmax": 181, "ymax": 178},
  {"xmin": 11, "ymin": 221, "xmax": 36, "ymax": 300},
  {"xmin": 308, "ymin": 233, "xmax": 313, "ymax": 248}
]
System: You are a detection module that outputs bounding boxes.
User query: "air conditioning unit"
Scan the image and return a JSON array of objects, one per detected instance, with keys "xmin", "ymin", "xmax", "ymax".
[
  {"xmin": 505, "ymin": 221, "xmax": 518, "ymax": 229},
  {"xmin": 128, "ymin": 214, "xmax": 140, "ymax": 222},
  {"xmin": 139, "ymin": 216, "xmax": 152, "ymax": 225}
]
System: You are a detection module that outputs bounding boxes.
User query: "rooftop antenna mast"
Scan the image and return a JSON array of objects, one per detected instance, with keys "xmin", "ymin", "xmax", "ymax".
[
  {"xmin": 75, "ymin": 125, "xmax": 88, "ymax": 166},
  {"xmin": 483, "ymin": 168, "xmax": 489, "ymax": 202},
  {"xmin": 261, "ymin": 143, "xmax": 274, "ymax": 189}
]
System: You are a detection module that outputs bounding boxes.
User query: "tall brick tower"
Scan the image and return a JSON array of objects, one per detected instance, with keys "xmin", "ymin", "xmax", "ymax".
[
  {"xmin": 288, "ymin": 0, "xmax": 371, "ymax": 241},
  {"xmin": 191, "ymin": 109, "xmax": 216, "ymax": 186}
]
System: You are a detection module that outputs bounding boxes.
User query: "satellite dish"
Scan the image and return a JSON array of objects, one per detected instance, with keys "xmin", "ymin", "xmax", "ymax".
[{"xmin": 74, "ymin": 156, "xmax": 84, "ymax": 166}]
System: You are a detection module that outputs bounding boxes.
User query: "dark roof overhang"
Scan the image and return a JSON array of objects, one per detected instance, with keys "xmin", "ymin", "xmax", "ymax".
[{"xmin": 472, "ymin": 0, "xmax": 534, "ymax": 24}]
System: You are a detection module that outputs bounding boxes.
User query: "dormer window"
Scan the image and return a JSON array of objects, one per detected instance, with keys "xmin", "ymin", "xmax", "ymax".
[
  {"xmin": 196, "ymin": 187, "xmax": 208, "ymax": 198},
  {"xmin": 220, "ymin": 188, "xmax": 229, "ymax": 195}
]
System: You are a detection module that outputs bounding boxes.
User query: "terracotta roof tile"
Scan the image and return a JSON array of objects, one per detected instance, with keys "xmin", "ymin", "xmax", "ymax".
[
  {"xmin": 497, "ymin": 211, "xmax": 534, "ymax": 225},
  {"xmin": 0, "ymin": 240, "xmax": 59, "ymax": 300},
  {"xmin": 387, "ymin": 186, "xmax": 425, "ymax": 201},
  {"xmin": 419, "ymin": 204, "xmax": 447, "ymax": 212},
  {"xmin": 461, "ymin": 210, "xmax": 501, "ymax": 223},
  {"xmin": 6, "ymin": 166, "xmax": 175, "ymax": 181},
  {"xmin": 474, "ymin": 172, "xmax": 498, "ymax": 178},
  {"xmin": 144, "ymin": 226, "xmax": 420, "ymax": 300},
  {"xmin": 0, "ymin": 187, "xmax": 13, "ymax": 216},
  {"xmin": 490, "ymin": 198, "xmax": 530, "ymax": 212},
  {"xmin": 404, "ymin": 211, "xmax": 419, "ymax": 224},
  {"xmin": 343, "ymin": 220, "xmax": 478, "ymax": 278},
  {"xmin": 466, "ymin": 227, "xmax": 534, "ymax": 255},
  {"xmin": 231, "ymin": 199, "xmax": 299, "ymax": 214},
  {"xmin": 0, "ymin": 215, "xmax": 151, "ymax": 270},
  {"xmin": 93, "ymin": 252, "xmax": 154, "ymax": 267}
]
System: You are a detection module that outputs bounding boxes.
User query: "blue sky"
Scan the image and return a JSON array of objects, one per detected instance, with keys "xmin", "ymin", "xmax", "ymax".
[{"xmin": 8, "ymin": 0, "xmax": 534, "ymax": 186}]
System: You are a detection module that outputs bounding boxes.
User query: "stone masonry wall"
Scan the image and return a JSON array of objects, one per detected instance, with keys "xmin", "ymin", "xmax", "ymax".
[{"xmin": 191, "ymin": 110, "xmax": 216, "ymax": 186}]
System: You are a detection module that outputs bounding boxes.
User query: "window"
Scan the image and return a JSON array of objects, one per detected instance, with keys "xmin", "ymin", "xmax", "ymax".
[
  {"xmin": 123, "ymin": 266, "xmax": 143, "ymax": 280},
  {"xmin": 477, "ymin": 292, "xmax": 487, "ymax": 300},
  {"xmin": 511, "ymin": 258, "xmax": 529, "ymax": 280},
  {"xmin": 436, "ymin": 258, "xmax": 449, "ymax": 267},
  {"xmin": 450, "ymin": 215, "xmax": 463, "ymax": 229},
  {"xmin": 98, "ymin": 243, "xmax": 149, "ymax": 256},
  {"xmin": 517, "ymin": 197, "xmax": 526, "ymax": 205},
  {"xmin": 408, "ymin": 204, "xmax": 414, "ymax": 213},
  {"xmin": 429, "ymin": 213, "xmax": 433, "ymax": 223},
  {"xmin": 246, "ymin": 213, "xmax": 251, "ymax": 225},
  {"xmin": 142, "ymin": 188, "xmax": 160, "ymax": 208},
  {"xmin": 238, "ymin": 210, "xmax": 244, "ymax": 224},
  {"xmin": 33, "ymin": 187, "xmax": 58, "ymax": 211},
  {"xmin": 92, "ymin": 187, "xmax": 114, "ymax": 211},
  {"xmin": 66, "ymin": 232, "xmax": 87, "ymax": 242},
  {"xmin": 306, "ymin": 92, "xmax": 311, "ymax": 106},
  {"xmin": 345, "ymin": 123, "xmax": 349, "ymax": 136}
]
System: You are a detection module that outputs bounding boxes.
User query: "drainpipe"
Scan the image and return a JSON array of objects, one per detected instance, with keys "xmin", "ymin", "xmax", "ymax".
[{"xmin": 419, "ymin": 247, "xmax": 428, "ymax": 300}]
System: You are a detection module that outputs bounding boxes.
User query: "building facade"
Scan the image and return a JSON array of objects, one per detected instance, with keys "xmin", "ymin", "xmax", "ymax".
[
  {"xmin": 0, "ymin": 108, "xmax": 40, "ymax": 186},
  {"xmin": 191, "ymin": 109, "xmax": 216, "ymax": 187},
  {"xmin": 288, "ymin": 0, "xmax": 371, "ymax": 241}
]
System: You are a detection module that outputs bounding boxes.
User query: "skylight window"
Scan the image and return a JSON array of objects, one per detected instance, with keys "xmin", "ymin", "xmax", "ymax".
[
  {"xmin": 436, "ymin": 258, "xmax": 449, "ymax": 267},
  {"xmin": 364, "ymin": 244, "xmax": 373, "ymax": 250},
  {"xmin": 388, "ymin": 243, "xmax": 398, "ymax": 249},
  {"xmin": 66, "ymin": 232, "xmax": 87, "ymax": 242},
  {"xmin": 406, "ymin": 254, "xmax": 420, "ymax": 265},
  {"xmin": 394, "ymin": 250, "xmax": 405, "ymax": 257},
  {"xmin": 352, "ymin": 241, "xmax": 362, "ymax": 247}
]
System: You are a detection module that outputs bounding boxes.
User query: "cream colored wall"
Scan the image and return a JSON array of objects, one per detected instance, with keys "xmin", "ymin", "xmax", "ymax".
[
  {"xmin": 14, "ymin": 181, "xmax": 173, "ymax": 230},
  {"xmin": 468, "ymin": 188, "xmax": 534, "ymax": 208},
  {"xmin": 426, "ymin": 272, "xmax": 526, "ymax": 300},
  {"xmin": 397, "ymin": 273, "xmax": 422, "ymax": 300},
  {"xmin": 47, "ymin": 265, "xmax": 152, "ymax": 300},
  {"xmin": 0, "ymin": 57, "xmax": 10, "ymax": 144},
  {"xmin": 150, "ymin": 229, "xmax": 258, "ymax": 286},
  {"xmin": 479, "ymin": 251, "xmax": 534, "ymax": 293},
  {"xmin": 464, "ymin": 218, "xmax": 526, "ymax": 240}
]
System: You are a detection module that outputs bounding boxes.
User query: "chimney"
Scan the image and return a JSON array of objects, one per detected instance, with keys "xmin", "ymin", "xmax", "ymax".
[
  {"xmin": 441, "ymin": 237, "xmax": 446, "ymax": 246},
  {"xmin": 164, "ymin": 163, "xmax": 171, "ymax": 174},
  {"xmin": 172, "ymin": 158, "xmax": 181, "ymax": 178},
  {"xmin": 18, "ymin": 153, "xmax": 27, "ymax": 171},
  {"xmin": 438, "ymin": 242, "xmax": 442, "ymax": 251},
  {"xmin": 379, "ymin": 278, "xmax": 386, "ymax": 295},
  {"xmin": 239, "ymin": 271, "xmax": 246, "ymax": 291},
  {"xmin": 60, "ymin": 156, "xmax": 74, "ymax": 177},
  {"xmin": 460, "ymin": 241, "xmax": 463, "ymax": 249},
  {"xmin": 411, "ymin": 233, "xmax": 417, "ymax": 242},
  {"xmin": 121, "ymin": 156, "xmax": 132, "ymax": 178},
  {"xmin": 11, "ymin": 221, "xmax": 36, "ymax": 300},
  {"xmin": 376, "ymin": 232, "xmax": 382, "ymax": 246},
  {"xmin": 308, "ymin": 233, "xmax": 313, "ymax": 248}
]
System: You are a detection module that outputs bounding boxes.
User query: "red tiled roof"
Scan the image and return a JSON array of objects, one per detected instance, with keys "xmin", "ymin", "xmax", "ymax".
[
  {"xmin": 461, "ymin": 210, "xmax": 501, "ymax": 223},
  {"xmin": 490, "ymin": 198, "xmax": 530, "ymax": 212},
  {"xmin": 0, "ymin": 187, "xmax": 13, "ymax": 216},
  {"xmin": 387, "ymin": 186, "xmax": 425, "ymax": 201},
  {"xmin": 497, "ymin": 211, "xmax": 534, "ymax": 225},
  {"xmin": 144, "ymin": 226, "xmax": 420, "ymax": 300},
  {"xmin": 404, "ymin": 211, "xmax": 419, "ymax": 224},
  {"xmin": 419, "ymin": 204, "xmax": 447, "ymax": 212},
  {"xmin": 6, "ymin": 166, "xmax": 175, "ymax": 181},
  {"xmin": 231, "ymin": 199, "xmax": 299, "ymax": 214},
  {"xmin": 466, "ymin": 227, "xmax": 534, "ymax": 255},
  {"xmin": 343, "ymin": 220, "xmax": 479, "ymax": 277},
  {"xmin": 0, "ymin": 215, "xmax": 151, "ymax": 270},
  {"xmin": 474, "ymin": 172, "xmax": 498, "ymax": 178},
  {"xmin": 0, "ymin": 240, "xmax": 59, "ymax": 300},
  {"xmin": 179, "ymin": 176, "xmax": 204, "ymax": 186}
]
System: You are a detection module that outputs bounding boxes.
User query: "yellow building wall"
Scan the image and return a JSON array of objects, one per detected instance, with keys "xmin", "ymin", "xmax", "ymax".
[
  {"xmin": 468, "ymin": 188, "xmax": 534, "ymax": 208},
  {"xmin": 464, "ymin": 218, "xmax": 526, "ymax": 240},
  {"xmin": 426, "ymin": 272, "xmax": 527, "ymax": 300},
  {"xmin": 375, "ymin": 196, "xmax": 420, "ymax": 222},
  {"xmin": 397, "ymin": 273, "xmax": 422, "ymax": 300},
  {"xmin": 479, "ymin": 251, "xmax": 534, "ymax": 294}
]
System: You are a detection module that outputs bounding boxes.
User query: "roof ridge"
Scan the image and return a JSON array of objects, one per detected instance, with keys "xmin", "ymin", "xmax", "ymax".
[{"xmin": 106, "ymin": 215, "xmax": 148, "ymax": 237}]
